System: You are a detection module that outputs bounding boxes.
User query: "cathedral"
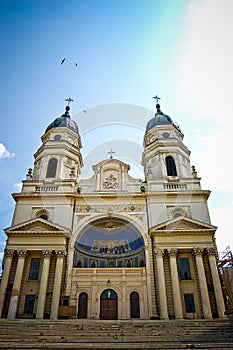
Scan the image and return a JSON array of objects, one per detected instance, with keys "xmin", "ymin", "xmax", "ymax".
[{"xmin": 0, "ymin": 100, "xmax": 226, "ymax": 320}]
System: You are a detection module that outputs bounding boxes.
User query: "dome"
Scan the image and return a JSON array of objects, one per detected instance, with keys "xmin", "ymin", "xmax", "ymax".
[
  {"xmin": 45, "ymin": 106, "xmax": 79, "ymax": 134},
  {"xmin": 146, "ymin": 104, "xmax": 181, "ymax": 133}
]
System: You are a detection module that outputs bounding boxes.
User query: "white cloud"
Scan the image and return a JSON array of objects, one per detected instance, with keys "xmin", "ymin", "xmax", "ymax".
[
  {"xmin": 211, "ymin": 204, "xmax": 233, "ymax": 252},
  {"xmin": 13, "ymin": 183, "xmax": 22, "ymax": 191},
  {"xmin": 0, "ymin": 143, "xmax": 15, "ymax": 159},
  {"xmin": 182, "ymin": 0, "xmax": 233, "ymax": 123}
]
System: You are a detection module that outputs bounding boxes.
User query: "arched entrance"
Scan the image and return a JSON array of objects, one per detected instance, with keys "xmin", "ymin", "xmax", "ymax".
[
  {"xmin": 100, "ymin": 289, "xmax": 118, "ymax": 320},
  {"xmin": 130, "ymin": 291, "xmax": 140, "ymax": 318},
  {"xmin": 78, "ymin": 292, "xmax": 88, "ymax": 318}
]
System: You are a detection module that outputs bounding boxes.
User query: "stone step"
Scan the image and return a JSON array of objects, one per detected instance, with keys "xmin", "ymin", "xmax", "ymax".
[{"xmin": 0, "ymin": 319, "xmax": 232, "ymax": 350}]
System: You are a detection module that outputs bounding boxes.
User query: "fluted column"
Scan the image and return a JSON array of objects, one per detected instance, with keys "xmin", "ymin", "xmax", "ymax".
[
  {"xmin": 7, "ymin": 250, "xmax": 27, "ymax": 319},
  {"xmin": 155, "ymin": 249, "xmax": 168, "ymax": 319},
  {"xmin": 206, "ymin": 247, "xmax": 226, "ymax": 318},
  {"xmin": 168, "ymin": 248, "xmax": 183, "ymax": 319},
  {"xmin": 50, "ymin": 250, "xmax": 66, "ymax": 320},
  {"xmin": 193, "ymin": 248, "xmax": 212, "ymax": 319},
  {"xmin": 36, "ymin": 250, "xmax": 52, "ymax": 319},
  {"xmin": 0, "ymin": 250, "xmax": 14, "ymax": 317}
]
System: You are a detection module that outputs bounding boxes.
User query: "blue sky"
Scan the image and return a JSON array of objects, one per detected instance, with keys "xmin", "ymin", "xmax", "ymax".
[{"xmin": 1, "ymin": 0, "xmax": 233, "ymax": 268}]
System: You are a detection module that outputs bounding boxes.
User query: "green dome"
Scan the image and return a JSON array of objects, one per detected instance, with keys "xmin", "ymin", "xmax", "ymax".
[
  {"xmin": 45, "ymin": 106, "xmax": 79, "ymax": 134},
  {"xmin": 146, "ymin": 104, "xmax": 181, "ymax": 133}
]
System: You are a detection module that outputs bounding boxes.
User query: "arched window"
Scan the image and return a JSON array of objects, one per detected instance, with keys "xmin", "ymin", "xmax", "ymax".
[
  {"xmin": 130, "ymin": 292, "xmax": 140, "ymax": 318},
  {"xmin": 46, "ymin": 158, "xmax": 58, "ymax": 178},
  {"xmin": 78, "ymin": 292, "xmax": 88, "ymax": 318},
  {"xmin": 166, "ymin": 156, "xmax": 177, "ymax": 176}
]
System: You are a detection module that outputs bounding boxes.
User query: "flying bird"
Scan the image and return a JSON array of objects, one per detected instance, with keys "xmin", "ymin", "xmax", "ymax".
[
  {"xmin": 83, "ymin": 110, "xmax": 87, "ymax": 113},
  {"xmin": 61, "ymin": 58, "xmax": 65, "ymax": 65},
  {"xmin": 75, "ymin": 62, "xmax": 78, "ymax": 67}
]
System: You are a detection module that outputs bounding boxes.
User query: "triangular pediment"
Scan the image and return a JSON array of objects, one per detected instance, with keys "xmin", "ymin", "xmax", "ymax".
[
  {"xmin": 5, "ymin": 218, "xmax": 71, "ymax": 237},
  {"xmin": 150, "ymin": 216, "xmax": 216, "ymax": 233}
]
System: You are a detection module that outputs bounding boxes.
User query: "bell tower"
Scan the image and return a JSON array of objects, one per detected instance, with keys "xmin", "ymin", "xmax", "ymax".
[
  {"xmin": 31, "ymin": 102, "xmax": 83, "ymax": 183},
  {"xmin": 142, "ymin": 98, "xmax": 193, "ymax": 181}
]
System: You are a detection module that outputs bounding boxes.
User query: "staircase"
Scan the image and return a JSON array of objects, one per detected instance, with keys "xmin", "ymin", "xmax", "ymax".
[{"xmin": 0, "ymin": 319, "xmax": 233, "ymax": 349}]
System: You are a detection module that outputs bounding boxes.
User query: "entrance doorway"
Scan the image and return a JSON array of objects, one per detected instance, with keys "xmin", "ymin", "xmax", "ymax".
[
  {"xmin": 78, "ymin": 292, "xmax": 88, "ymax": 318},
  {"xmin": 100, "ymin": 289, "xmax": 118, "ymax": 320}
]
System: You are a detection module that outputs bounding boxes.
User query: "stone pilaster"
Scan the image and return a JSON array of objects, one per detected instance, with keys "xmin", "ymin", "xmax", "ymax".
[
  {"xmin": 206, "ymin": 247, "xmax": 226, "ymax": 318},
  {"xmin": 168, "ymin": 248, "xmax": 183, "ymax": 319},
  {"xmin": 193, "ymin": 248, "xmax": 212, "ymax": 319},
  {"xmin": 50, "ymin": 250, "xmax": 66, "ymax": 320},
  {"xmin": 0, "ymin": 250, "xmax": 14, "ymax": 317},
  {"xmin": 155, "ymin": 249, "xmax": 168, "ymax": 319},
  {"xmin": 7, "ymin": 250, "xmax": 27, "ymax": 319},
  {"xmin": 36, "ymin": 250, "xmax": 52, "ymax": 319}
]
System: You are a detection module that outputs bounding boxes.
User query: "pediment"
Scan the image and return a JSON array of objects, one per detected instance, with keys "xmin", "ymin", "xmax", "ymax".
[
  {"xmin": 150, "ymin": 216, "xmax": 216, "ymax": 233},
  {"xmin": 5, "ymin": 218, "xmax": 71, "ymax": 237}
]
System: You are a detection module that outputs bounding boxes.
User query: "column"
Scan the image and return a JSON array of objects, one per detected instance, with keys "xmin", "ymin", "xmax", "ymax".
[
  {"xmin": 145, "ymin": 246, "xmax": 155, "ymax": 317},
  {"xmin": 122, "ymin": 269, "xmax": 127, "ymax": 319},
  {"xmin": 0, "ymin": 250, "xmax": 14, "ymax": 317},
  {"xmin": 193, "ymin": 248, "xmax": 212, "ymax": 319},
  {"xmin": 7, "ymin": 250, "xmax": 27, "ymax": 319},
  {"xmin": 50, "ymin": 250, "xmax": 66, "ymax": 320},
  {"xmin": 96, "ymin": 169, "xmax": 101, "ymax": 191},
  {"xmin": 207, "ymin": 247, "xmax": 226, "ymax": 318},
  {"xmin": 36, "ymin": 250, "xmax": 52, "ymax": 319},
  {"xmin": 168, "ymin": 248, "xmax": 183, "ymax": 319},
  {"xmin": 155, "ymin": 249, "xmax": 168, "ymax": 319}
]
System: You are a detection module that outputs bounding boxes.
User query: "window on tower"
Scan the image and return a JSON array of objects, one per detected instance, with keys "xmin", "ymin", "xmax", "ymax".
[
  {"xmin": 166, "ymin": 156, "xmax": 177, "ymax": 176},
  {"xmin": 46, "ymin": 158, "xmax": 58, "ymax": 178}
]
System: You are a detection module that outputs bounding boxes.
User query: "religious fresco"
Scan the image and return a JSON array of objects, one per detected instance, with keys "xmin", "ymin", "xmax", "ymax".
[
  {"xmin": 73, "ymin": 218, "xmax": 145, "ymax": 268},
  {"xmin": 75, "ymin": 218, "xmax": 144, "ymax": 258}
]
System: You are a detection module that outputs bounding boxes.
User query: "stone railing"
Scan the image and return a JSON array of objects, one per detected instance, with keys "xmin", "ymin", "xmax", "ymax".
[
  {"xmin": 163, "ymin": 183, "xmax": 187, "ymax": 190},
  {"xmin": 35, "ymin": 186, "xmax": 58, "ymax": 192}
]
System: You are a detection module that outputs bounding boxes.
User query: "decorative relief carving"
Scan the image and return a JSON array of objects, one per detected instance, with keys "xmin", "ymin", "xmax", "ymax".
[
  {"xmin": 103, "ymin": 174, "xmax": 118, "ymax": 189},
  {"xmin": 168, "ymin": 248, "xmax": 178, "ymax": 257},
  {"xmin": 192, "ymin": 248, "xmax": 203, "ymax": 256},
  {"xmin": 75, "ymin": 204, "xmax": 145, "ymax": 214},
  {"xmin": 54, "ymin": 250, "xmax": 66, "ymax": 258},
  {"xmin": 206, "ymin": 247, "xmax": 217, "ymax": 257},
  {"xmin": 42, "ymin": 250, "xmax": 53, "ymax": 258},
  {"xmin": 154, "ymin": 249, "xmax": 165, "ymax": 257},
  {"xmin": 167, "ymin": 205, "xmax": 191, "ymax": 219},
  {"xmin": 32, "ymin": 207, "xmax": 54, "ymax": 220},
  {"xmin": 4, "ymin": 250, "xmax": 14, "ymax": 258},
  {"xmin": 17, "ymin": 250, "xmax": 28, "ymax": 258}
]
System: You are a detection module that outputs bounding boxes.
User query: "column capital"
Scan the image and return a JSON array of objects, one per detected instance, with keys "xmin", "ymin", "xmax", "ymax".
[
  {"xmin": 42, "ymin": 250, "xmax": 53, "ymax": 258},
  {"xmin": 192, "ymin": 248, "xmax": 203, "ymax": 256},
  {"xmin": 168, "ymin": 248, "xmax": 178, "ymax": 257},
  {"xmin": 54, "ymin": 249, "xmax": 66, "ymax": 258},
  {"xmin": 4, "ymin": 249, "xmax": 14, "ymax": 258},
  {"xmin": 154, "ymin": 249, "xmax": 165, "ymax": 257},
  {"xmin": 17, "ymin": 250, "xmax": 27, "ymax": 258},
  {"xmin": 206, "ymin": 247, "xmax": 217, "ymax": 257}
]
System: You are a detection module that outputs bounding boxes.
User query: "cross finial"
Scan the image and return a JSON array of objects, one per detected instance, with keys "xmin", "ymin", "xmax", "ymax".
[
  {"xmin": 153, "ymin": 95, "xmax": 161, "ymax": 104},
  {"xmin": 65, "ymin": 97, "xmax": 74, "ymax": 106},
  {"xmin": 108, "ymin": 149, "xmax": 116, "ymax": 159}
]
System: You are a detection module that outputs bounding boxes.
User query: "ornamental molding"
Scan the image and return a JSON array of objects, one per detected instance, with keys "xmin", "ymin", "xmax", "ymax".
[{"xmin": 75, "ymin": 204, "xmax": 145, "ymax": 214}]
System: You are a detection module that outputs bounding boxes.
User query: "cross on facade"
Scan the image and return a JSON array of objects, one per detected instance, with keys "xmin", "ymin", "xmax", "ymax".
[
  {"xmin": 108, "ymin": 149, "xmax": 116, "ymax": 159},
  {"xmin": 153, "ymin": 95, "xmax": 161, "ymax": 104},
  {"xmin": 65, "ymin": 97, "xmax": 74, "ymax": 106}
]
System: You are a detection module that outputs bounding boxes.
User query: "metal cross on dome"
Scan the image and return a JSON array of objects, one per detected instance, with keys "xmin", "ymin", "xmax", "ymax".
[
  {"xmin": 108, "ymin": 149, "xmax": 116, "ymax": 159},
  {"xmin": 153, "ymin": 95, "xmax": 161, "ymax": 104},
  {"xmin": 65, "ymin": 97, "xmax": 74, "ymax": 106}
]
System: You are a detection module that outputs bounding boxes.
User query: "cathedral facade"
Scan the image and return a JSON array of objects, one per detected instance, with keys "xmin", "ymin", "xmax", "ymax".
[{"xmin": 0, "ymin": 102, "xmax": 226, "ymax": 320}]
